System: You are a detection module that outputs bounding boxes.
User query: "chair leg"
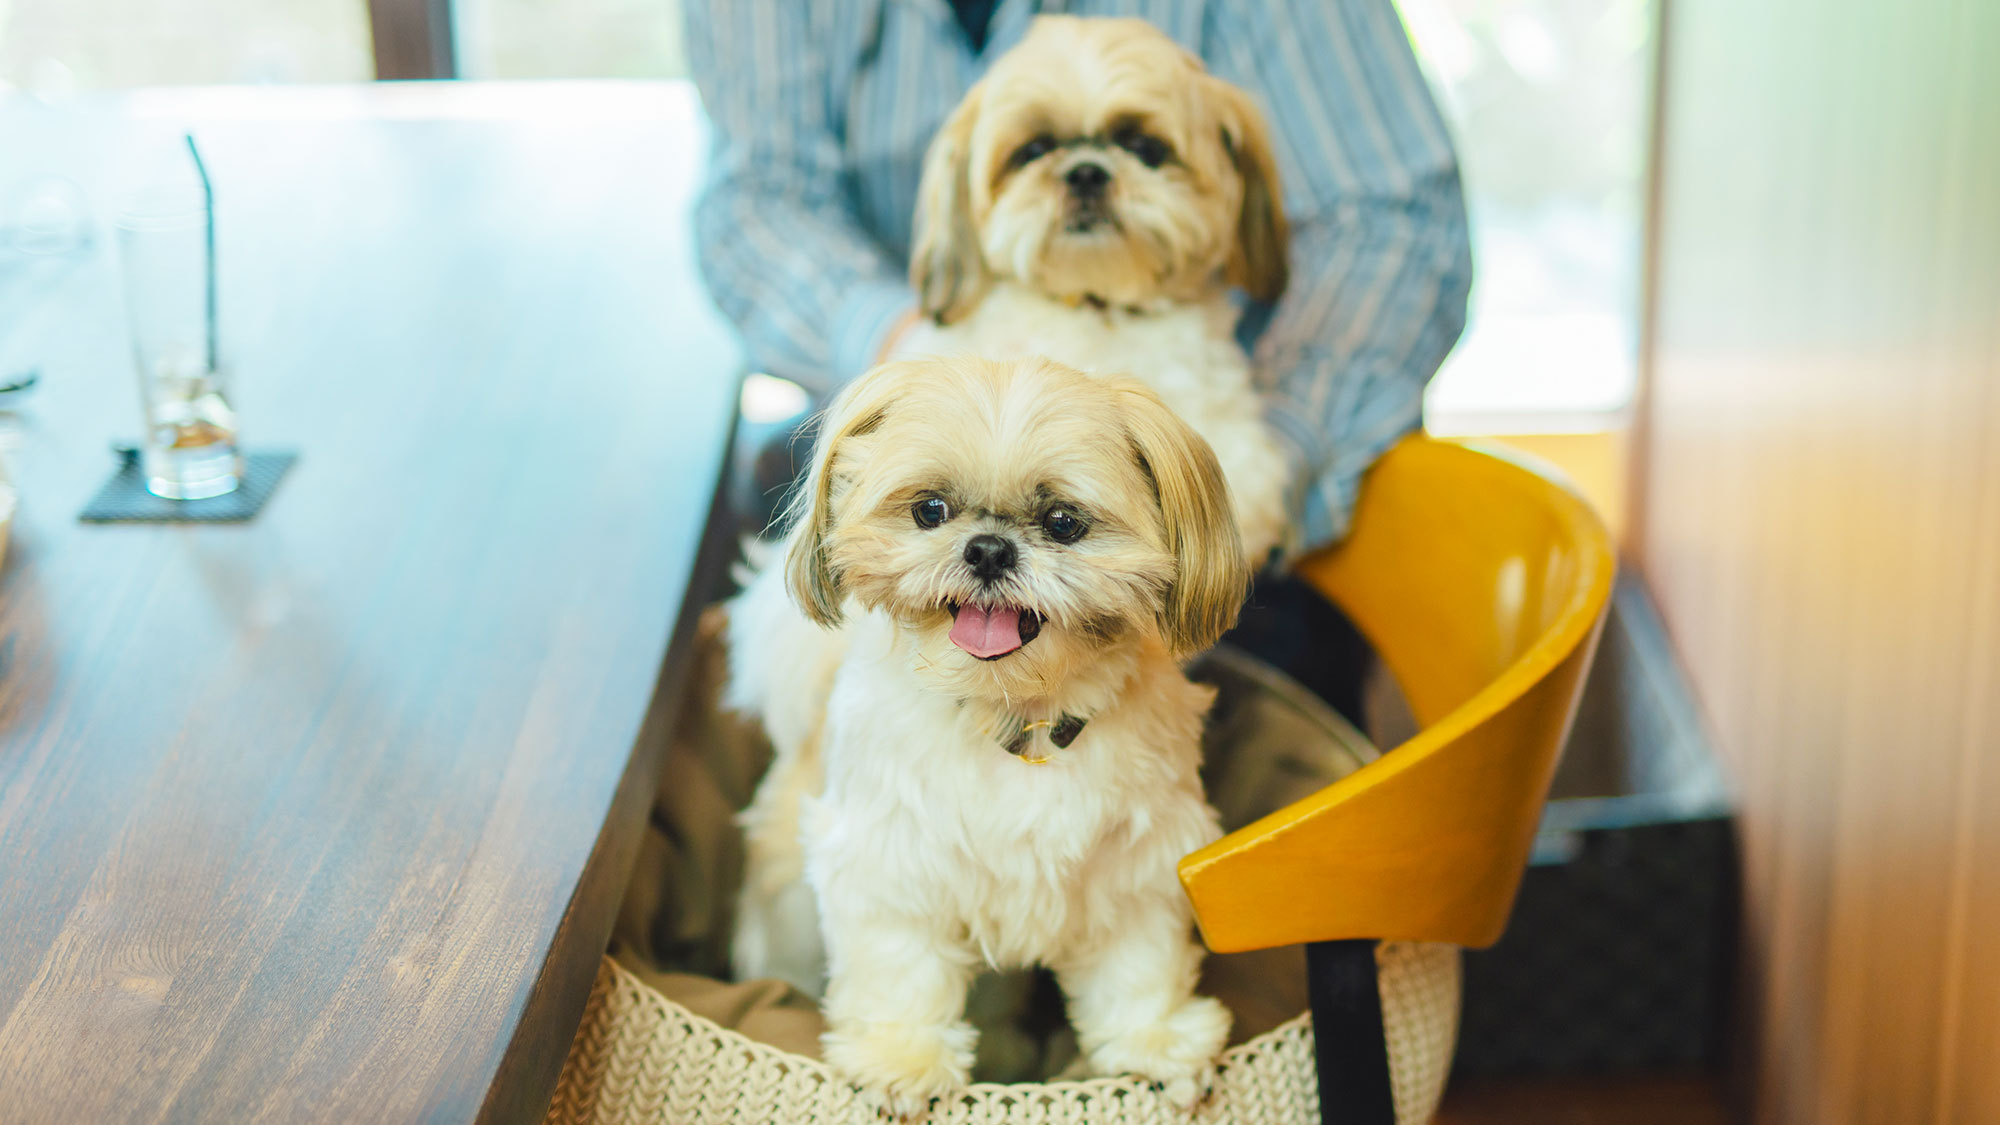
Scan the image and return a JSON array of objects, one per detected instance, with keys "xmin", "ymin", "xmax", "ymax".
[{"xmin": 1306, "ymin": 939, "xmax": 1396, "ymax": 1125}]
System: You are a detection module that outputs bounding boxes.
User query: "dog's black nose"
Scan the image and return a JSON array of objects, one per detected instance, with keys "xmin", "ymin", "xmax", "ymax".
[
  {"xmin": 1065, "ymin": 162, "xmax": 1110, "ymax": 196},
  {"xmin": 963, "ymin": 534, "xmax": 1016, "ymax": 582}
]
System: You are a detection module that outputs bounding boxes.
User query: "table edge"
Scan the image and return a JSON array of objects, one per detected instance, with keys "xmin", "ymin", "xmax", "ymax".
[{"xmin": 476, "ymin": 402, "xmax": 743, "ymax": 1125}]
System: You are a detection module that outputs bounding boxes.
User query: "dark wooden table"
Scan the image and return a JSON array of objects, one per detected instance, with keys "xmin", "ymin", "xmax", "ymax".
[{"xmin": 0, "ymin": 83, "xmax": 741, "ymax": 1122}]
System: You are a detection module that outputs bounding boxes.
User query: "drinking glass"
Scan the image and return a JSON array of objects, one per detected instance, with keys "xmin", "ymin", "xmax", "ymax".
[{"xmin": 115, "ymin": 183, "xmax": 240, "ymax": 500}]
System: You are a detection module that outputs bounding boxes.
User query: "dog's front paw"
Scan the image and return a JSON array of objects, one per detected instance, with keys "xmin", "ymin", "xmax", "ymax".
[
  {"xmin": 1087, "ymin": 995, "xmax": 1231, "ymax": 1110},
  {"xmin": 824, "ymin": 1019, "xmax": 976, "ymax": 1120}
]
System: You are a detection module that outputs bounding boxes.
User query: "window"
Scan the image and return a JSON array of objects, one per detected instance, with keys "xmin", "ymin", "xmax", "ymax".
[
  {"xmin": 454, "ymin": 0, "xmax": 686, "ymax": 80},
  {"xmin": 0, "ymin": 0, "xmax": 372, "ymax": 90},
  {"xmin": 1402, "ymin": 0, "xmax": 1657, "ymax": 431}
]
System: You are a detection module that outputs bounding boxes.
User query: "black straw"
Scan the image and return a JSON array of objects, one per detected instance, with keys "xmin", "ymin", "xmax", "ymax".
[{"xmin": 184, "ymin": 133, "xmax": 216, "ymax": 374}]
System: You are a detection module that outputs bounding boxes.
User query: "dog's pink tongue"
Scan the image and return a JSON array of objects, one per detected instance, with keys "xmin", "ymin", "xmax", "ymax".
[{"xmin": 949, "ymin": 604, "xmax": 1024, "ymax": 658}]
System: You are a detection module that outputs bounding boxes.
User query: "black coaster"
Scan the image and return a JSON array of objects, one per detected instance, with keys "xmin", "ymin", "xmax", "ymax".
[{"xmin": 79, "ymin": 450, "xmax": 297, "ymax": 523}]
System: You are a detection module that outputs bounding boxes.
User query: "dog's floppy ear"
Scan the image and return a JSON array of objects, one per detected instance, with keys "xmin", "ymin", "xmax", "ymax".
[
  {"xmin": 1211, "ymin": 79, "xmax": 1289, "ymax": 303},
  {"xmin": 782, "ymin": 363, "xmax": 914, "ymax": 627},
  {"xmin": 1114, "ymin": 380, "xmax": 1251, "ymax": 657},
  {"xmin": 911, "ymin": 83, "xmax": 992, "ymax": 324}
]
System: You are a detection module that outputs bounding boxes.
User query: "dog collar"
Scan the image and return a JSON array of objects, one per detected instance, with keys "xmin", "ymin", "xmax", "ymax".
[
  {"xmin": 1001, "ymin": 713, "xmax": 1089, "ymax": 764},
  {"xmin": 1055, "ymin": 292, "xmax": 1149, "ymax": 317}
]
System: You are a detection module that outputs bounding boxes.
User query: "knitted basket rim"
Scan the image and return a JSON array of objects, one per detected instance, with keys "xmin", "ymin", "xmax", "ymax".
[{"xmin": 545, "ymin": 946, "xmax": 1458, "ymax": 1125}]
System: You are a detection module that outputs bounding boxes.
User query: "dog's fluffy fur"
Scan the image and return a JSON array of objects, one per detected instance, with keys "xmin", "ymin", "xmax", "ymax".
[
  {"xmin": 728, "ymin": 357, "xmax": 1247, "ymax": 1113},
  {"xmin": 899, "ymin": 15, "xmax": 1293, "ymax": 562}
]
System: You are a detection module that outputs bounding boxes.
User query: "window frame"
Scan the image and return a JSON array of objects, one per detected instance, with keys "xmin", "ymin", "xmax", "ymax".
[{"xmin": 368, "ymin": 0, "xmax": 456, "ymax": 78}]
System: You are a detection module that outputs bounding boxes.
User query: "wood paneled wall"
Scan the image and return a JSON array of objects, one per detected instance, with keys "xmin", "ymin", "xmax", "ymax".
[{"xmin": 1637, "ymin": 0, "xmax": 2000, "ymax": 1120}]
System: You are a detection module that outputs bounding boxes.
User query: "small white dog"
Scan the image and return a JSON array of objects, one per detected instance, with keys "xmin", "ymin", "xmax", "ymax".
[
  {"xmin": 728, "ymin": 356, "xmax": 1246, "ymax": 1113},
  {"xmin": 900, "ymin": 15, "xmax": 1293, "ymax": 562}
]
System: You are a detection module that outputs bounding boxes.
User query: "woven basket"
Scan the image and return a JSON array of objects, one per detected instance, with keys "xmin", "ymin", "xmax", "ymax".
[
  {"xmin": 545, "ymin": 941, "xmax": 1458, "ymax": 1125},
  {"xmin": 569, "ymin": 631, "xmax": 1462, "ymax": 1125}
]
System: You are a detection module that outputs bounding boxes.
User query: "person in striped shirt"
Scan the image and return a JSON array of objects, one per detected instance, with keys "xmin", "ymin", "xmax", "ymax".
[{"xmin": 688, "ymin": 0, "xmax": 1470, "ymax": 723}]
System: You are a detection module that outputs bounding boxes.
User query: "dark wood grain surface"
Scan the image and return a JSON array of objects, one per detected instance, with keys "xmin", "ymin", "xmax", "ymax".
[
  {"xmin": 0, "ymin": 84, "xmax": 740, "ymax": 1123},
  {"xmin": 1438, "ymin": 1072, "xmax": 1734, "ymax": 1125}
]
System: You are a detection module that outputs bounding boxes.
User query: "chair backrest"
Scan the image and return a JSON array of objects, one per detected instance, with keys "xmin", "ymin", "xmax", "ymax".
[{"xmin": 1179, "ymin": 436, "xmax": 1616, "ymax": 952}]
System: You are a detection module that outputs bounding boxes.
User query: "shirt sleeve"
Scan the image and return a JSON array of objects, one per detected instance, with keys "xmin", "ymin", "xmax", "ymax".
[
  {"xmin": 684, "ymin": 0, "xmax": 914, "ymax": 393},
  {"xmin": 1206, "ymin": 0, "xmax": 1474, "ymax": 554}
]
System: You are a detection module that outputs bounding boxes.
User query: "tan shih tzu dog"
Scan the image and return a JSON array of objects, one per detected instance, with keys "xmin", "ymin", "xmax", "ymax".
[
  {"xmin": 899, "ymin": 14, "xmax": 1293, "ymax": 562},
  {"xmin": 727, "ymin": 356, "xmax": 1248, "ymax": 1113}
]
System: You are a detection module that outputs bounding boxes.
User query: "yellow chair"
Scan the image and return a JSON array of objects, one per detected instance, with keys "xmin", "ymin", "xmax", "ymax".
[{"xmin": 1179, "ymin": 434, "xmax": 1616, "ymax": 1122}]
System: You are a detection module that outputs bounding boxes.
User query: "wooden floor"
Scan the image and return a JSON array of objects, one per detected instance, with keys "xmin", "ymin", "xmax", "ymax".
[{"xmin": 1438, "ymin": 1073, "xmax": 1732, "ymax": 1125}]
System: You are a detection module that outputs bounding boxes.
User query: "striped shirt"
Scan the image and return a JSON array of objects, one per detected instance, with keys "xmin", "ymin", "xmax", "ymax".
[{"xmin": 685, "ymin": 0, "xmax": 1471, "ymax": 551}]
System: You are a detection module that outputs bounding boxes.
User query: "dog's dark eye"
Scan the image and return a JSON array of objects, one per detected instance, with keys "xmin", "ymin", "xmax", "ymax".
[
  {"xmin": 913, "ymin": 496, "xmax": 953, "ymax": 528},
  {"xmin": 1114, "ymin": 128, "xmax": 1171, "ymax": 169},
  {"xmin": 1010, "ymin": 134, "xmax": 1057, "ymax": 168},
  {"xmin": 1043, "ymin": 508, "xmax": 1086, "ymax": 543}
]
